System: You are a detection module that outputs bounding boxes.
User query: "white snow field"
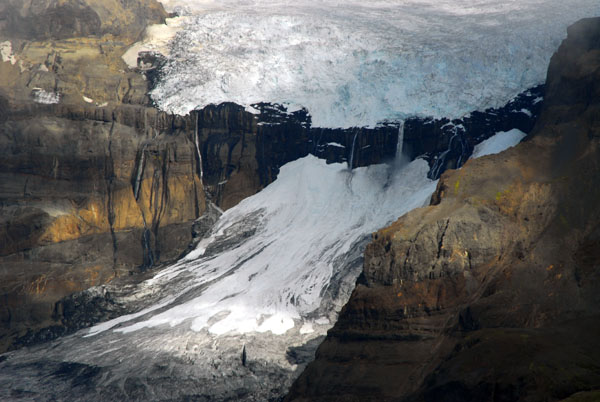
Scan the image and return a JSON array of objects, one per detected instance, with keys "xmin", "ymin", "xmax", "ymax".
[
  {"xmin": 472, "ymin": 128, "xmax": 527, "ymax": 158},
  {"xmin": 144, "ymin": 0, "xmax": 599, "ymax": 127}
]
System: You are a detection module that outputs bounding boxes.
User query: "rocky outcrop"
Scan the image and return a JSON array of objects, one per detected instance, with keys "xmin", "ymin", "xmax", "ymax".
[
  {"xmin": 403, "ymin": 86, "xmax": 544, "ymax": 179},
  {"xmin": 0, "ymin": 0, "xmax": 167, "ymax": 41},
  {"xmin": 0, "ymin": 0, "xmax": 197, "ymax": 353},
  {"xmin": 287, "ymin": 17, "xmax": 600, "ymax": 402}
]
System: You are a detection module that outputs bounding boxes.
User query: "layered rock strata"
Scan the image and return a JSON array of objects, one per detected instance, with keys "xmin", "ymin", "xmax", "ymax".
[
  {"xmin": 403, "ymin": 85, "xmax": 544, "ymax": 179},
  {"xmin": 287, "ymin": 17, "xmax": 600, "ymax": 402},
  {"xmin": 0, "ymin": 0, "xmax": 201, "ymax": 352}
]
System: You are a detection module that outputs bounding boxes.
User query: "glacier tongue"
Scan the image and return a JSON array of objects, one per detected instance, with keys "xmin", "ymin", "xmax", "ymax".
[
  {"xmin": 149, "ymin": 0, "xmax": 599, "ymax": 127},
  {"xmin": 0, "ymin": 156, "xmax": 439, "ymax": 401},
  {"xmin": 88, "ymin": 155, "xmax": 438, "ymax": 338},
  {"xmin": 0, "ymin": 137, "xmax": 536, "ymax": 400}
]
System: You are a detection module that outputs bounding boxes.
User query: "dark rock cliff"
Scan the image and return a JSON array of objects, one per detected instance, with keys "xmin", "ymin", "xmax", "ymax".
[
  {"xmin": 196, "ymin": 102, "xmax": 399, "ymax": 209},
  {"xmin": 403, "ymin": 85, "xmax": 544, "ymax": 179},
  {"xmin": 286, "ymin": 17, "xmax": 600, "ymax": 402}
]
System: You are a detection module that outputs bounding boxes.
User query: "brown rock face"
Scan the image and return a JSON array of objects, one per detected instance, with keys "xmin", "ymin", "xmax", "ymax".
[
  {"xmin": 0, "ymin": 102, "xmax": 206, "ymax": 352},
  {"xmin": 287, "ymin": 17, "xmax": 600, "ymax": 402},
  {"xmin": 0, "ymin": 0, "xmax": 204, "ymax": 352},
  {"xmin": 0, "ymin": 0, "xmax": 167, "ymax": 40}
]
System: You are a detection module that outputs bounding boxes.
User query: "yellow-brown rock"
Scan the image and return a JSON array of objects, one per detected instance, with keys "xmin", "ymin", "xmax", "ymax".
[{"xmin": 0, "ymin": 0, "xmax": 207, "ymax": 352}]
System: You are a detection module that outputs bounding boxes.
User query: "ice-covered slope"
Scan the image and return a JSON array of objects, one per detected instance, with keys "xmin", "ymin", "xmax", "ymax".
[
  {"xmin": 88, "ymin": 155, "xmax": 438, "ymax": 338},
  {"xmin": 0, "ymin": 156, "xmax": 438, "ymax": 401},
  {"xmin": 147, "ymin": 0, "xmax": 599, "ymax": 127}
]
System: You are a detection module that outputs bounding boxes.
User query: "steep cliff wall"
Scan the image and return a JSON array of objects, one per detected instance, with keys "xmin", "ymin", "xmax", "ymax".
[
  {"xmin": 0, "ymin": 104, "xmax": 207, "ymax": 351},
  {"xmin": 196, "ymin": 103, "xmax": 399, "ymax": 209},
  {"xmin": 0, "ymin": 0, "xmax": 203, "ymax": 352},
  {"xmin": 287, "ymin": 17, "xmax": 600, "ymax": 402}
]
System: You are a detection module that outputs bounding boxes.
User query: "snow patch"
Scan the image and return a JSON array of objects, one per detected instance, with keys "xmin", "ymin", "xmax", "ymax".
[
  {"xmin": 32, "ymin": 89, "xmax": 60, "ymax": 104},
  {"xmin": 299, "ymin": 322, "xmax": 314, "ymax": 334},
  {"xmin": 0, "ymin": 41, "xmax": 17, "ymax": 65},
  {"xmin": 472, "ymin": 128, "xmax": 527, "ymax": 158},
  {"xmin": 245, "ymin": 105, "xmax": 261, "ymax": 114},
  {"xmin": 326, "ymin": 142, "xmax": 345, "ymax": 148}
]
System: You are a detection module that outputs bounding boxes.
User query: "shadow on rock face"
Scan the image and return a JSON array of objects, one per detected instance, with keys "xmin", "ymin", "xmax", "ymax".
[{"xmin": 286, "ymin": 336, "xmax": 326, "ymax": 366}]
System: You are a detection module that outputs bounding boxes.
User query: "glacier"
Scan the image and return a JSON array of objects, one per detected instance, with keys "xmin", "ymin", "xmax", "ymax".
[
  {"xmin": 147, "ymin": 0, "xmax": 599, "ymax": 127},
  {"xmin": 0, "ymin": 133, "xmax": 531, "ymax": 400},
  {"xmin": 88, "ymin": 155, "xmax": 438, "ymax": 337}
]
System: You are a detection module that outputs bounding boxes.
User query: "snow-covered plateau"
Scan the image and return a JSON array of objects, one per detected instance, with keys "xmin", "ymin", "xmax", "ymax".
[{"xmin": 143, "ymin": 0, "xmax": 599, "ymax": 127}]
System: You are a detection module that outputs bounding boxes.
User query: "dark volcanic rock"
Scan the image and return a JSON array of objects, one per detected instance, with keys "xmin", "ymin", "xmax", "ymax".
[
  {"xmin": 194, "ymin": 102, "xmax": 398, "ymax": 209},
  {"xmin": 286, "ymin": 17, "xmax": 600, "ymax": 402},
  {"xmin": 404, "ymin": 86, "xmax": 544, "ymax": 179}
]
